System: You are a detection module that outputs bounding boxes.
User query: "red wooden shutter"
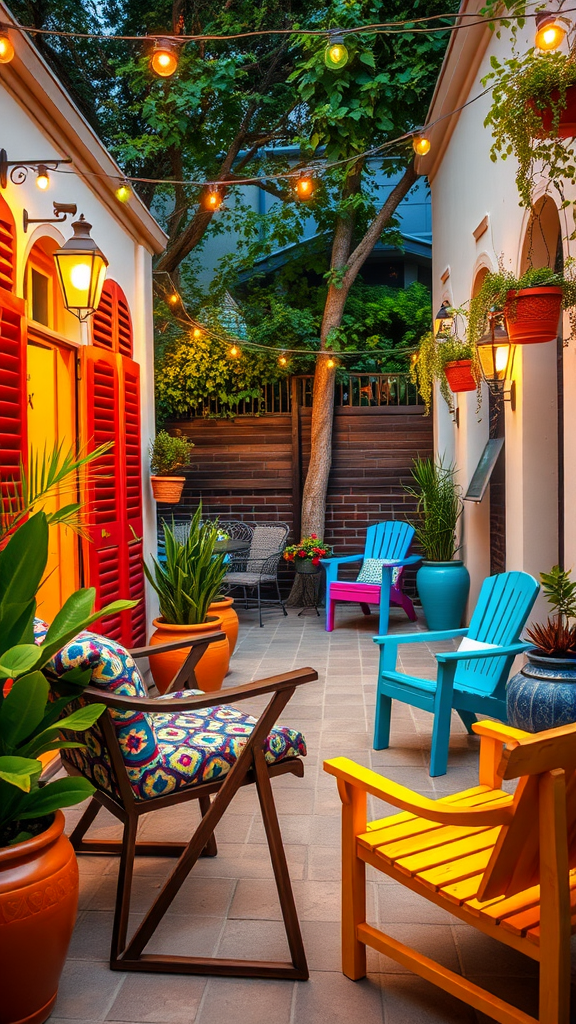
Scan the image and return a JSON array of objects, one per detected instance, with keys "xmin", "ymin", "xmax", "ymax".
[
  {"xmin": 92, "ymin": 286, "xmax": 115, "ymax": 350},
  {"xmin": 122, "ymin": 356, "xmax": 146, "ymax": 645},
  {"xmin": 0, "ymin": 198, "xmax": 25, "ymax": 502},
  {"xmin": 92, "ymin": 281, "xmax": 133, "ymax": 357},
  {"xmin": 0, "ymin": 196, "xmax": 16, "ymax": 293},
  {"xmin": 117, "ymin": 293, "xmax": 133, "ymax": 357}
]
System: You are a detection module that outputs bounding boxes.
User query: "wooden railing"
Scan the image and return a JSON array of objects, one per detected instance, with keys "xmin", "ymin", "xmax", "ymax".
[{"xmin": 186, "ymin": 373, "xmax": 420, "ymax": 417}]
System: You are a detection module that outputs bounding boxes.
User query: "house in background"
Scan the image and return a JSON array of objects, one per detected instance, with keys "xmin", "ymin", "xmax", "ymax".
[
  {"xmin": 416, "ymin": 0, "xmax": 572, "ymax": 618},
  {"xmin": 0, "ymin": 3, "xmax": 166, "ymax": 644}
]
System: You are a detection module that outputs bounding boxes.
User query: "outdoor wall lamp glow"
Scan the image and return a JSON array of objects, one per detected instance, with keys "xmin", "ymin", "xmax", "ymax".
[
  {"xmin": 53, "ymin": 215, "xmax": 108, "ymax": 321},
  {"xmin": 534, "ymin": 13, "xmax": 569, "ymax": 51},
  {"xmin": 477, "ymin": 314, "xmax": 516, "ymax": 408},
  {"xmin": 0, "ymin": 147, "xmax": 72, "ymax": 189},
  {"xmin": 433, "ymin": 300, "xmax": 454, "ymax": 337}
]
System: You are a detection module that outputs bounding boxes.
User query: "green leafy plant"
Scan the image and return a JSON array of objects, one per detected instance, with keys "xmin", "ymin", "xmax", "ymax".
[
  {"xmin": 483, "ymin": 49, "xmax": 576, "ymax": 212},
  {"xmin": 405, "ymin": 457, "xmax": 463, "ymax": 562},
  {"xmin": 0, "ymin": 512, "xmax": 136, "ymax": 847},
  {"xmin": 149, "ymin": 431, "xmax": 194, "ymax": 476},
  {"xmin": 283, "ymin": 534, "xmax": 333, "ymax": 565},
  {"xmin": 526, "ymin": 564, "xmax": 576, "ymax": 656},
  {"xmin": 468, "ymin": 264, "xmax": 576, "ymax": 347},
  {"xmin": 410, "ymin": 329, "xmax": 481, "ymax": 415},
  {"xmin": 144, "ymin": 506, "xmax": 228, "ymax": 625}
]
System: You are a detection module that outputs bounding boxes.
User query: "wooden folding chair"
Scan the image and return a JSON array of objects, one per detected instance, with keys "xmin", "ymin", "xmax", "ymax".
[
  {"xmin": 58, "ymin": 631, "xmax": 317, "ymax": 979},
  {"xmin": 326, "ymin": 719, "xmax": 576, "ymax": 1024}
]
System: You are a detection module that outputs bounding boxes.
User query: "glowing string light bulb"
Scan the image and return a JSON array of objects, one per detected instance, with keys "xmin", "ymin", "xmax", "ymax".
[
  {"xmin": 168, "ymin": 292, "xmax": 179, "ymax": 305},
  {"xmin": 115, "ymin": 180, "xmax": 132, "ymax": 203},
  {"xmin": 324, "ymin": 32, "xmax": 349, "ymax": 71},
  {"xmin": 151, "ymin": 38, "xmax": 179, "ymax": 77},
  {"xmin": 0, "ymin": 33, "xmax": 14, "ymax": 63},
  {"xmin": 192, "ymin": 327, "xmax": 202, "ymax": 338},
  {"xmin": 295, "ymin": 173, "xmax": 315, "ymax": 200},
  {"xmin": 36, "ymin": 165, "xmax": 49, "ymax": 190},
  {"xmin": 412, "ymin": 135, "xmax": 431, "ymax": 157},
  {"xmin": 229, "ymin": 344, "xmax": 240, "ymax": 357},
  {"xmin": 327, "ymin": 357, "xmax": 335, "ymax": 368},
  {"xmin": 279, "ymin": 354, "xmax": 287, "ymax": 365},
  {"xmin": 204, "ymin": 186, "xmax": 222, "ymax": 211},
  {"xmin": 534, "ymin": 14, "xmax": 567, "ymax": 51}
]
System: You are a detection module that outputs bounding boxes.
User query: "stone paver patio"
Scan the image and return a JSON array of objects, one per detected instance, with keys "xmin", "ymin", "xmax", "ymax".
[{"xmin": 51, "ymin": 603, "xmax": 552, "ymax": 1024}]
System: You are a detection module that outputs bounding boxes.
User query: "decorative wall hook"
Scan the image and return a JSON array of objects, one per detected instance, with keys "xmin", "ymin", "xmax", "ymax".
[
  {"xmin": 0, "ymin": 147, "xmax": 72, "ymax": 189},
  {"xmin": 23, "ymin": 202, "xmax": 77, "ymax": 233}
]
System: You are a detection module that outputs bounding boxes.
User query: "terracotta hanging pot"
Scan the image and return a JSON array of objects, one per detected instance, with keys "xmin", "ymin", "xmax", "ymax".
[
  {"xmin": 150, "ymin": 476, "xmax": 185, "ymax": 503},
  {"xmin": 208, "ymin": 597, "xmax": 239, "ymax": 656},
  {"xmin": 527, "ymin": 85, "xmax": 576, "ymax": 138},
  {"xmin": 0, "ymin": 811, "xmax": 79, "ymax": 1024},
  {"xmin": 443, "ymin": 360, "xmax": 476, "ymax": 394},
  {"xmin": 504, "ymin": 286, "xmax": 562, "ymax": 345},
  {"xmin": 148, "ymin": 614, "xmax": 229, "ymax": 693}
]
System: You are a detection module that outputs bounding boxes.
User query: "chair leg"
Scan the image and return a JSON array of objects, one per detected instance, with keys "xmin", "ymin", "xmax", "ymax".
[
  {"xmin": 326, "ymin": 590, "xmax": 335, "ymax": 632},
  {"xmin": 199, "ymin": 794, "xmax": 217, "ymax": 857},
  {"xmin": 378, "ymin": 569, "xmax": 391, "ymax": 636},
  {"xmin": 430, "ymin": 708, "xmax": 452, "ymax": 778},
  {"xmin": 258, "ymin": 582, "xmax": 263, "ymax": 627},
  {"xmin": 110, "ymin": 814, "xmax": 138, "ymax": 963},
  {"xmin": 373, "ymin": 690, "xmax": 392, "ymax": 750},
  {"xmin": 391, "ymin": 588, "xmax": 418, "ymax": 623},
  {"xmin": 276, "ymin": 578, "xmax": 287, "ymax": 616},
  {"xmin": 457, "ymin": 709, "xmax": 477, "ymax": 735},
  {"xmin": 359, "ymin": 603, "xmax": 371, "ymax": 616},
  {"xmin": 340, "ymin": 780, "xmax": 367, "ymax": 980}
]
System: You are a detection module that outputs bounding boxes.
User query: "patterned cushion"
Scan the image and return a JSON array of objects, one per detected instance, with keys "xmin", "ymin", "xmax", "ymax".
[{"xmin": 356, "ymin": 559, "xmax": 402, "ymax": 587}]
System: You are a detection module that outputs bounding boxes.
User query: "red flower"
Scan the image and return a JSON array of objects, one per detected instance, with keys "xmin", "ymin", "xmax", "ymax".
[
  {"xmin": 312, "ymin": 557, "xmax": 320, "ymax": 566},
  {"xmin": 298, "ymin": 550, "xmax": 307, "ymax": 557},
  {"xmin": 310, "ymin": 533, "xmax": 318, "ymax": 539},
  {"xmin": 2, "ymin": 677, "xmax": 13, "ymax": 697}
]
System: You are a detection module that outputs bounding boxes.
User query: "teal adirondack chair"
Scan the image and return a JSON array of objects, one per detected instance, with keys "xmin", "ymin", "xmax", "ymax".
[
  {"xmin": 321, "ymin": 521, "xmax": 421, "ymax": 635},
  {"xmin": 373, "ymin": 570, "xmax": 540, "ymax": 776}
]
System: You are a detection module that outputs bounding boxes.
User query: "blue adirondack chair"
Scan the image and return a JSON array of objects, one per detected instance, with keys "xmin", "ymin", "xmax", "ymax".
[
  {"xmin": 373, "ymin": 570, "xmax": 539, "ymax": 777},
  {"xmin": 321, "ymin": 521, "xmax": 421, "ymax": 635}
]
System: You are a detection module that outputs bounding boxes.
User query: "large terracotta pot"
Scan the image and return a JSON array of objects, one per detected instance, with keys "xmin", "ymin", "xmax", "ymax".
[
  {"xmin": 444, "ymin": 360, "xmax": 476, "ymax": 394},
  {"xmin": 0, "ymin": 811, "xmax": 79, "ymax": 1024},
  {"xmin": 527, "ymin": 85, "xmax": 576, "ymax": 138},
  {"xmin": 150, "ymin": 476, "xmax": 185, "ymax": 503},
  {"xmin": 504, "ymin": 286, "xmax": 562, "ymax": 345},
  {"xmin": 149, "ymin": 615, "xmax": 229, "ymax": 693},
  {"xmin": 208, "ymin": 597, "xmax": 239, "ymax": 656}
]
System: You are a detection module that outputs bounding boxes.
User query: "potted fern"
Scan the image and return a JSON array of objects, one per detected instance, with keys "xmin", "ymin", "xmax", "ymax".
[
  {"xmin": 411, "ymin": 331, "xmax": 481, "ymax": 415},
  {"xmin": 507, "ymin": 565, "xmax": 576, "ymax": 732},
  {"xmin": 149, "ymin": 430, "xmax": 194, "ymax": 503},
  {"xmin": 405, "ymin": 457, "xmax": 469, "ymax": 630},
  {"xmin": 468, "ymin": 265, "xmax": 576, "ymax": 348}
]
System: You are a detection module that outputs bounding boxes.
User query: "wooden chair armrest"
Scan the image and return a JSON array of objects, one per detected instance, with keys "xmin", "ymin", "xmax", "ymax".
[
  {"xmin": 373, "ymin": 628, "xmax": 468, "ymax": 647},
  {"xmin": 435, "ymin": 642, "xmax": 529, "ymax": 664},
  {"xmin": 472, "ymin": 721, "xmax": 530, "ymax": 744},
  {"xmin": 128, "ymin": 631, "xmax": 226, "ymax": 659},
  {"xmin": 472, "ymin": 720, "xmax": 530, "ymax": 788},
  {"xmin": 324, "ymin": 756, "xmax": 513, "ymax": 826},
  {"xmin": 82, "ymin": 667, "xmax": 318, "ymax": 714}
]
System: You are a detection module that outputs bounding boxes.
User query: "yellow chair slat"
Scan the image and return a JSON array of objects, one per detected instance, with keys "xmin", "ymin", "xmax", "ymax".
[
  {"xmin": 395, "ymin": 826, "xmax": 501, "ymax": 875},
  {"xmin": 419, "ymin": 848, "xmax": 495, "ymax": 890}
]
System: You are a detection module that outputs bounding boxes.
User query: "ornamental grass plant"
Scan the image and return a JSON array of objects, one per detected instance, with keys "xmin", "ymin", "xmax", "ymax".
[{"xmin": 405, "ymin": 457, "xmax": 463, "ymax": 562}]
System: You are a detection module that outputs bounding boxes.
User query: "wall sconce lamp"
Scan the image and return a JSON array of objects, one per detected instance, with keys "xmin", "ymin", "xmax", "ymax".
[
  {"xmin": 477, "ymin": 314, "xmax": 516, "ymax": 409},
  {"xmin": 0, "ymin": 148, "xmax": 72, "ymax": 189},
  {"xmin": 53, "ymin": 215, "xmax": 108, "ymax": 321},
  {"xmin": 23, "ymin": 202, "xmax": 77, "ymax": 233},
  {"xmin": 434, "ymin": 300, "xmax": 454, "ymax": 337}
]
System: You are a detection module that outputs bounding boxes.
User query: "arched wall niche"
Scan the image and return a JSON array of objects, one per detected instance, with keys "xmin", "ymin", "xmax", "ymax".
[{"xmin": 520, "ymin": 196, "xmax": 561, "ymax": 274}]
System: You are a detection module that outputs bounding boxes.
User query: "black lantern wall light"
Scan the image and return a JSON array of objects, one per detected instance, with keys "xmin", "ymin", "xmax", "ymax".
[{"xmin": 477, "ymin": 312, "xmax": 516, "ymax": 408}]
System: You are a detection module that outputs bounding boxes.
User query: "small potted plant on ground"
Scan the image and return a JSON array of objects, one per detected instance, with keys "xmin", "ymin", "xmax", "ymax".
[
  {"xmin": 410, "ymin": 330, "xmax": 481, "ymax": 415},
  {"xmin": 507, "ymin": 565, "xmax": 576, "ymax": 732},
  {"xmin": 145, "ymin": 505, "xmax": 230, "ymax": 692},
  {"xmin": 283, "ymin": 534, "xmax": 333, "ymax": 573},
  {"xmin": 405, "ymin": 456, "xmax": 469, "ymax": 630},
  {"xmin": 468, "ymin": 264, "xmax": 576, "ymax": 348},
  {"xmin": 149, "ymin": 430, "xmax": 194, "ymax": 503}
]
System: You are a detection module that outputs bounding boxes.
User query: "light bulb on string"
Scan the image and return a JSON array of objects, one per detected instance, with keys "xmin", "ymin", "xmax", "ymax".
[
  {"xmin": 324, "ymin": 32, "xmax": 349, "ymax": 71},
  {"xmin": 0, "ymin": 33, "xmax": 14, "ymax": 63},
  {"xmin": 412, "ymin": 135, "xmax": 431, "ymax": 157},
  {"xmin": 535, "ymin": 14, "xmax": 567, "ymax": 51},
  {"xmin": 229, "ymin": 344, "xmax": 240, "ymax": 358},
  {"xmin": 168, "ymin": 292, "xmax": 179, "ymax": 305},
  {"xmin": 192, "ymin": 327, "xmax": 202, "ymax": 338},
  {"xmin": 151, "ymin": 38, "xmax": 179, "ymax": 77},
  {"xmin": 410, "ymin": 352, "xmax": 418, "ymax": 366},
  {"xmin": 36, "ymin": 165, "xmax": 49, "ymax": 190},
  {"xmin": 279, "ymin": 354, "xmax": 287, "ymax": 366},
  {"xmin": 295, "ymin": 173, "xmax": 315, "ymax": 200},
  {"xmin": 115, "ymin": 180, "xmax": 132, "ymax": 203},
  {"xmin": 327, "ymin": 356, "xmax": 336, "ymax": 368},
  {"xmin": 203, "ymin": 186, "xmax": 222, "ymax": 211}
]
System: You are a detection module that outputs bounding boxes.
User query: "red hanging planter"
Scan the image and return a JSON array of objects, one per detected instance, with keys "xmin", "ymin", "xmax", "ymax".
[
  {"xmin": 527, "ymin": 84, "xmax": 576, "ymax": 138},
  {"xmin": 504, "ymin": 286, "xmax": 562, "ymax": 345},
  {"xmin": 444, "ymin": 360, "xmax": 476, "ymax": 394}
]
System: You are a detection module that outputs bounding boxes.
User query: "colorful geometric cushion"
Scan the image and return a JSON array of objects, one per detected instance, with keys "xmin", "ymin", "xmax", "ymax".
[{"xmin": 356, "ymin": 559, "xmax": 402, "ymax": 586}]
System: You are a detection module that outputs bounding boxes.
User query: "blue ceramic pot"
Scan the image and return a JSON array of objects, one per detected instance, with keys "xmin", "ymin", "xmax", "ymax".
[
  {"xmin": 507, "ymin": 650, "xmax": 576, "ymax": 732},
  {"xmin": 416, "ymin": 560, "xmax": 470, "ymax": 631}
]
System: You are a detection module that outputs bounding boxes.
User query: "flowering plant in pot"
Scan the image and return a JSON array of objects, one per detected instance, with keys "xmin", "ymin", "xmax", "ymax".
[
  {"xmin": 405, "ymin": 457, "xmax": 469, "ymax": 631},
  {"xmin": 410, "ymin": 330, "xmax": 481, "ymax": 415},
  {"xmin": 0, "ymin": 511, "xmax": 134, "ymax": 1024},
  {"xmin": 149, "ymin": 430, "xmax": 194, "ymax": 503},
  {"xmin": 508, "ymin": 565, "xmax": 576, "ymax": 732},
  {"xmin": 483, "ymin": 48, "xmax": 576, "ymax": 210},
  {"xmin": 468, "ymin": 264, "xmax": 576, "ymax": 347},
  {"xmin": 144, "ymin": 506, "xmax": 230, "ymax": 692},
  {"xmin": 283, "ymin": 534, "xmax": 333, "ymax": 573}
]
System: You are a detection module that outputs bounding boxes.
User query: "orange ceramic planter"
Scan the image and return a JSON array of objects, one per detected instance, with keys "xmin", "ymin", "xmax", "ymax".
[
  {"xmin": 150, "ymin": 476, "xmax": 185, "ymax": 503},
  {"xmin": 149, "ymin": 615, "xmax": 230, "ymax": 693},
  {"xmin": 208, "ymin": 597, "xmax": 239, "ymax": 656},
  {"xmin": 0, "ymin": 811, "xmax": 79, "ymax": 1024}
]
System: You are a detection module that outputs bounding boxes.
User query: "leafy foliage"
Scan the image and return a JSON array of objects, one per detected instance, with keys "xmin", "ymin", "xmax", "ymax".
[
  {"xmin": 410, "ymin": 329, "xmax": 480, "ymax": 414},
  {"xmin": 144, "ymin": 506, "xmax": 228, "ymax": 625},
  {"xmin": 149, "ymin": 430, "xmax": 194, "ymax": 475},
  {"xmin": 468, "ymin": 263, "xmax": 576, "ymax": 347},
  {"xmin": 526, "ymin": 564, "xmax": 576, "ymax": 656},
  {"xmin": 405, "ymin": 457, "xmax": 463, "ymax": 562},
  {"xmin": 0, "ymin": 512, "xmax": 136, "ymax": 846}
]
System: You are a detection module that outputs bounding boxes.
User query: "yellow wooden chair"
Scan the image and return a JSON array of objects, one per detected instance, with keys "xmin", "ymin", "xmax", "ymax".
[{"xmin": 325, "ymin": 719, "xmax": 576, "ymax": 1024}]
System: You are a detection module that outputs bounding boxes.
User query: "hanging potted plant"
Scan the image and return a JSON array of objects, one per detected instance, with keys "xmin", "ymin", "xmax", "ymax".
[
  {"xmin": 507, "ymin": 565, "xmax": 576, "ymax": 732},
  {"xmin": 283, "ymin": 534, "xmax": 333, "ymax": 573},
  {"xmin": 149, "ymin": 430, "xmax": 194, "ymax": 503},
  {"xmin": 405, "ymin": 457, "xmax": 469, "ymax": 631},
  {"xmin": 468, "ymin": 264, "xmax": 576, "ymax": 348},
  {"xmin": 410, "ymin": 330, "xmax": 481, "ymax": 415},
  {"xmin": 145, "ymin": 506, "xmax": 230, "ymax": 692},
  {"xmin": 483, "ymin": 49, "xmax": 576, "ymax": 209}
]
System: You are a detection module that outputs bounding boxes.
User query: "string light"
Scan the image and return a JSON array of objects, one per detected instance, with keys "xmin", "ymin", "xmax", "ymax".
[
  {"xmin": 229, "ymin": 344, "xmax": 240, "ymax": 357},
  {"xmin": 192, "ymin": 327, "xmax": 202, "ymax": 338},
  {"xmin": 168, "ymin": 292, "xmax": 179, "ymax": 305},
  {"xmin": 115, "ymin": 180, "xmax": 132, "ymax": 203},
  {"xmin": 0, "ymin": 32, "xmax": 14, "ymax": 63},
  {"xmin": 295, "ymin": 173, "xmax": 315, "ymax": 199},
  {"xmin": 534, "ymin": 13, "xmax": 567, "ymax": 51},
  {"xmin": 327, "ymin": 357, "xmax": 336, "ymax": 368},
  {"xmin": 279, "ymin": 354, "xmax": 288, "ymax": 365},
  {"xmin": 324, "ymin": 31, "xmax": 349, "ymax": 70},
  {"xmin": 151, "ymin": 38, "xmax": 179, "ymax": 77},
  {"xmin": 35, "ymin": 165, "xmax": 50, "ymax": 190},
  {"xmin": 412, "ymin": 135, "xmax": 431, "ymax": 156},
  {"xmin": 203, "ymin": 186, "xmax": 222, "ymax": 211}
]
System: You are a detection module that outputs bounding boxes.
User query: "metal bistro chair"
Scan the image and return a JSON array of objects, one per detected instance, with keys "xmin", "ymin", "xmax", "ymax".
[{"xmin": 224, "ymin": 522, "xmax": 289, "ymax": 627}]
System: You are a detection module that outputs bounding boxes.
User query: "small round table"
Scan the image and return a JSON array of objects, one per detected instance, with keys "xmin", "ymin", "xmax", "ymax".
[{"xmin": 213, "ymin": 539, "xmax": 250, "ymax": 555}]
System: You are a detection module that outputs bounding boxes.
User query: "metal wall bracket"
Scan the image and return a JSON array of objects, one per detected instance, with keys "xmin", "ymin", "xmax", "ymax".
[
  {"xmin": 23, "ymin": 202, "xmax": 77, "ymax": 233},
  {"xmin": 0, "ymin": 147, "xmax": 72, "ymax": 189}
]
